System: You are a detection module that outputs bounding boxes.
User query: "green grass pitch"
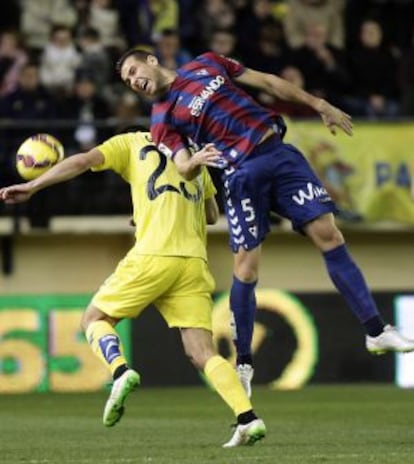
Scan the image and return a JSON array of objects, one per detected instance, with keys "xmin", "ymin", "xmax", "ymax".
[{"xmin": 1, "ymin": 385, "xmax": 414, "ymax": 464}]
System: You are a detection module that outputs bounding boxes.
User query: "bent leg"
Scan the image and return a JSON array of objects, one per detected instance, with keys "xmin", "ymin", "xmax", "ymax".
[
  {"xmin": 83, "ymin": 304, "xmax": 139, "ymax": 427},
  {"xmin": 82, "ymin": 303, "xmax": 129, "ymax": 378},
  {"xmin": 304, "ymin": 213, "xmax": 384, "ymax": 335}
]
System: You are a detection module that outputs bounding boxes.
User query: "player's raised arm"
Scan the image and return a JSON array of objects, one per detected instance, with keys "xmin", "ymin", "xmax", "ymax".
[
  {"xmin": 0, "ymin": 148, "xmax": 104, "ymax": 204},
  {"xmin": 234, "ymin": 67, "xmax": 353, "ymax": 137}
]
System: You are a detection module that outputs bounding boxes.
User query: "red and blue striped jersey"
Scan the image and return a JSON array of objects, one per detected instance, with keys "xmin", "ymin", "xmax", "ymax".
[{"xmin": 151, "ymin": 52, "xmax": 283, "ymax": 168}]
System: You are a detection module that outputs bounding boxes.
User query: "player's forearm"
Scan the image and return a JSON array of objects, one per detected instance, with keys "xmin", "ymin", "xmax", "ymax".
[
  {"xmin": 29, "ymin": 153, "xmax": 92, "ymax": 192},
  {"xmin": 174, "ymin": 149, "xmax": 201, "ymax": 180},
  {"xmin": 266, "ymin": 75, "xmax": 323, "ymax": 112}
]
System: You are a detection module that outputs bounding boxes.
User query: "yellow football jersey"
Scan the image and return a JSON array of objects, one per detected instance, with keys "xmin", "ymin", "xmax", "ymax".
[{"xmin": 93, "ymin": 132, "xmax": 216, "ymax": 260}]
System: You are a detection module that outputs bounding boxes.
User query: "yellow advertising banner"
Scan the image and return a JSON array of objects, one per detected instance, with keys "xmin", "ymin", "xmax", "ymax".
[{"xmin": 285, "ymin": 120, "xmax": 414, "ymax": 224}]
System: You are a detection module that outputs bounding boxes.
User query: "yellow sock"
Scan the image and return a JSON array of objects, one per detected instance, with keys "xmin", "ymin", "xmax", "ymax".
[
  {"xmin": 85, "ymin": 320, "xmax": 127, "ymax": 376},
  {"xmin": 204, "ymin": 355, "xmax": 252, "ymax": 417}
]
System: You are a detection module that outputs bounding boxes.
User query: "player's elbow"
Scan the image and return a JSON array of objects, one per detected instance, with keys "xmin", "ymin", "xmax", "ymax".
[
  {"xmin": 67, "ymin": 152, "xmax": 95, "ymax": 173},
  {"xmin": 75, "ymin": 154, "xmax": 94, "ymax": 171},
  {"xmin": 205, "ymin": 198, "xmax": 219, "ymax": 224},
  {"xmin": 206, "ymin": 213, "xmax": 219, "ymax": 225}
]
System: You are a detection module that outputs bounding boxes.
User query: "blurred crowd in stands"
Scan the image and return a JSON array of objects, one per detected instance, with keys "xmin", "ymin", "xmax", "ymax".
[{"xmin": 1, "ymin": 0, "xmax": 414, "ymax": 221}]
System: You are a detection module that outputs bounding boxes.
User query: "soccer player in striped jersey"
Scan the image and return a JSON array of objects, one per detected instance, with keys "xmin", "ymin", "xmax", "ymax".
[
  {"xmin": 117, "ymin": 49, "xmax": 414, "ymax": 404},
  {"xmin": 0, "ymin": 129, "xmax": 266, "ymax": 448}
]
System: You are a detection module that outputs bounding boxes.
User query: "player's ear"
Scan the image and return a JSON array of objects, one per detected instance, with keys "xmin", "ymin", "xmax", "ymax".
[{"xmin": 147, "ymin": 55, "xmax": 159, "ymax": 67}]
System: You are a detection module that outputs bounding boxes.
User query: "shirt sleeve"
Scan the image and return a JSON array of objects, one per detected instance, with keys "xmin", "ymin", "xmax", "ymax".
[
  {"xmin": 204, "ymin": 52, "xmax": 245, "ymax": 78},
  {"xmin": 151, "ymin": 118, "xmax": 187, "ymax": 159},
  {"xmin": 91, "ymin": 134, "xmax": 130, "ymax": 176}
]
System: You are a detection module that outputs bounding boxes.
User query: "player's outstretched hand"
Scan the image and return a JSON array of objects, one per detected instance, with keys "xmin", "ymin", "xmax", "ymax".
[
  {"xmin": 192, "ymin": 143, "xmax": 222, "ymax": 167},
  {"xmin": 0, "ymin": 183, "xmax": 34, "ymax": 204},
  {"xmin": 317, "ymin": 99, "xmax": 353, "ymax": 136}
]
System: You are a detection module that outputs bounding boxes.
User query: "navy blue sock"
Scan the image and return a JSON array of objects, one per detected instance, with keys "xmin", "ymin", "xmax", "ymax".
[
  {"xmin": 323, "ymin": 245, "xmax": 385, "ymax": 336},
  {"xmin": 230, "ymin": 276, "xmax": 257, "ymax": 365}
]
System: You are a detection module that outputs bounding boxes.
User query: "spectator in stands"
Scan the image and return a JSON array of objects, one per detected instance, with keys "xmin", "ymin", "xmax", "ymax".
[
  {"xmin": 72, "ymin": 0, "xmax": 92, "ymax": 39},
  {"xmin": 344, "ymin": 19, "xmax": 401, "ymax": 119},
  {"xmin": 196, "ymin": 0, "xmax": 237, "ymax": 50},
  {"xmin": 116, "ymin": 0, "xmax": 147, "ymax": 47},
  {"xmin": 0, "ymin": 62, "xmax": 57, "ymax": 123},
  {"xmin": 236, "ymin": 0, "xmax": 280, "ymax": 59},
  {"xmin": 20, "ymin": 0, "xmax": 77, "ymax": 56},
  {"xmin": 178, "ymin": 0, "xmax": 199, "ymax": 52},
  {"xmin": 284, "ymin": 0, "xmax": 345, "ymax": 49},
  {"xmin": 58, "ymin": 72, "xmax": 111, "ymax": 152},
  {"xmin": 150, "ymin": 0, "xmax": 180, "ymax": 42},
  {"xmin": 78, "ymin": 27, "xmax": 111, "ymax": 94},
  {"xmin": 0, "ymin": 62, "xmax": 57, "ymax": 181},
  {"xmin": 208, "ymin": 28, "xmax": 240, "ymax": 59},
  {"xmin": 242, "ymin": 21, "xmax": 288, "ymax": 74},
  {"xmin": 39, "ymin": 25, "xmax": 82, "ymax": 96},
  {"xmin": 155, "ymin": 29, "xmax": 192, "ymax": 70},
  {"xmin": 345, "ymin": 0, "xmax": 414, "ymax": 53},
  {"xmin": 291, "ymin": 22, "xmax": 350, "ymax": 104},
  {"xmin": 89, "ymin": 0, "xmax": 126, "ymax": 52},
  {"xmin": 399, "ymin": 28, "xmax": 414, "ymax": 117},
  {"xmin": 112, "ymin": 91, "xmax": 145, "ymax": 134},
  {"xmin": 0, "ymin": 31, "xmax": 28, "ymax": 97}
]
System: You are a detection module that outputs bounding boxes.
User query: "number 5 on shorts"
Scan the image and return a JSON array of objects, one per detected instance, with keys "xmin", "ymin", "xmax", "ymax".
[{"xmin": 241, "ymin": 198, "xmax": 255, "ymax": 222}]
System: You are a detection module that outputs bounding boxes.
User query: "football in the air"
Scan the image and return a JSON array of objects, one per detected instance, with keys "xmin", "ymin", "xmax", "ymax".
[{"xmin": 16, "ymin": 133, "xmax": 64, "ymax": 180}]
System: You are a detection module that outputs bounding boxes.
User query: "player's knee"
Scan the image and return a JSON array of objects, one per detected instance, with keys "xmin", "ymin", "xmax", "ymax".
[
  {"xmin": 234, "ymin": 258, "xmax": 259, "ymax": 282},
  {"xmin": 184, "ymin": 346, "xmax": 215, "ymax": 370},
  {"xmin": 320, "ymin": 226, "xmax": 344, "ymax": 249},
  {"xmin": 80, "ymin": 304, "xmax": 113, "ymax": 333},
  {"xmin": 234, "ymin": 265, "xmax": 258, "ymax": 282},
  {"xmin": 306, "ymin": 216, "xmax": 345, "ymax": 251},
  {"xmin": 234, "ymin": 248, "xmax": 260, "ymax": 282}
]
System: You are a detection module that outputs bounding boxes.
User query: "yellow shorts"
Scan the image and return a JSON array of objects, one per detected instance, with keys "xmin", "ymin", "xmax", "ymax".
[{"xmin": 92, "ymin": 250, "xmax": 215, "ymax": 330}]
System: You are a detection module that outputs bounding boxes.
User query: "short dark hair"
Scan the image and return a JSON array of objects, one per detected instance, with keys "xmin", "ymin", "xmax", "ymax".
[
  {"xmin": 116, "ymin": 46, "xmax": 155, "ymax": 75},
  {"xmin": 119, "ymin": 124, "xmax": 149, "ymax": 134}
]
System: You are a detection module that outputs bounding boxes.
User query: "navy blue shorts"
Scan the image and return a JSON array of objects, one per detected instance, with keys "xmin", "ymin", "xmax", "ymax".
[{"xmin": 222, "ymin": 135, "xmax": 337, "ymax": 252}]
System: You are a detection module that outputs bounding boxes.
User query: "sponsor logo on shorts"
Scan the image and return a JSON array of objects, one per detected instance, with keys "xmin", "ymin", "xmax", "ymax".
[{"xmin": 292, "ymin": 182, "xmax": 331, "ymax": 206}]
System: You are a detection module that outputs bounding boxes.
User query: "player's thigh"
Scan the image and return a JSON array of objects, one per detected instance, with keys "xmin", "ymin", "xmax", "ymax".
[
  {"xmin": 223, "ymin": 161, "xmax": 272, "ymax": 252},
  {"xmin": 270, "ymin": 144, "xmax": 337, "ymax": 232},
  {"xmin": 92, "ymin": 253, "xmax": 183, "ymax": 320},
  {"xmin": 155, "ymin": 258, "xmax": 215, "ymax": 330}
]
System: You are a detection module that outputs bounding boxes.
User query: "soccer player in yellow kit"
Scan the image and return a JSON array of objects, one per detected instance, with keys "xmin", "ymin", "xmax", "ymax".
[{"xmin": 0, "ymin": 129, "xmax": 265, "ymax": 448}]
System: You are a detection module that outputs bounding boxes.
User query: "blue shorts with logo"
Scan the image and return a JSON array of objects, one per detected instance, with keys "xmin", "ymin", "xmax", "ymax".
[{"xmin": 222, "ymin": 135, "xmax": 337, "ymax": 252}]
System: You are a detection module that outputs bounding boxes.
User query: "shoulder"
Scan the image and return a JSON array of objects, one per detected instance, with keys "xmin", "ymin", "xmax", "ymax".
[{"xmin": 179, "ymin": 52, "xmax": 221, "ymax": 70}]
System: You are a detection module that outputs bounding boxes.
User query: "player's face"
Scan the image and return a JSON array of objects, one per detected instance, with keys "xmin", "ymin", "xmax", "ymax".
[{"xmin": 121, "ymin": 55, "xmax": 165, "ymax": 97}]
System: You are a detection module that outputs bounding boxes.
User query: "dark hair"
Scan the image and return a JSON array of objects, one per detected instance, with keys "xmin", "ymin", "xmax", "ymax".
[
  {"xmin": 159, "ymin": 28, "xmax": 179, "ymax": 38},
  {"xmin": 50, "ymin": 24, "xmax": 72, "ymax": 38},
  {"xmin": 119, "ymin": 124, "xmax": 149, "ymax": 134},
  {"xmin": 81, "ymin": 27, "xmax": 100, "ymax": 41},
  {"xmin": 116, "ymin": 47, "xmax": 155, "ymax": 74}
]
